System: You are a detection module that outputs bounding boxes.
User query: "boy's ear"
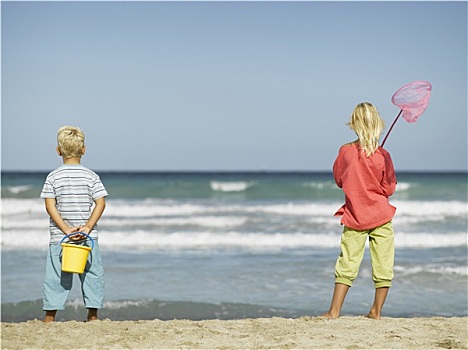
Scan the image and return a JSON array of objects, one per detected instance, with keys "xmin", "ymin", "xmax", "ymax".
[
  {"xmin": 56, "ymin": 147, "xmax": 62, "ymax": 156},
  {"xmin": 82, "ymin": 146, "xmax": 86, "ymax": 155}
]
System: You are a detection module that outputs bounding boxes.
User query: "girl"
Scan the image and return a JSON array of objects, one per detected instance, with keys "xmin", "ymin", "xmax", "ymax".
[{"xmin": 322, "ymin": 102, "xmax": 397, "ymax": 320}]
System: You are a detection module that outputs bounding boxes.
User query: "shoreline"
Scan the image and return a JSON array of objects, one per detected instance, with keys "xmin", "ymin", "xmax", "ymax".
[{"xmin": 2, "ymin": 316, "xmax": 467, "ymax": 349}]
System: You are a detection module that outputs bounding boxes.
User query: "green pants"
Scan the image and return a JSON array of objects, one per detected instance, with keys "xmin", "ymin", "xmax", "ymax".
[{"xmin": 335, "ymin": 221, "xmax": 394, "ymax": 288}]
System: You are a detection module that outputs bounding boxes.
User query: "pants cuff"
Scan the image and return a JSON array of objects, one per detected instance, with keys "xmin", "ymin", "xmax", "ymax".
[
  {"xmin": 335, "ymin": 277, "xmax": 353, "ymax": 287},
  {"xmin": 374, "ymin": 281, "xmax": 392, "ymax": 288},
  {"xmin": 43, "ymin": 306, "xmax": 65, "ymax": 311}
]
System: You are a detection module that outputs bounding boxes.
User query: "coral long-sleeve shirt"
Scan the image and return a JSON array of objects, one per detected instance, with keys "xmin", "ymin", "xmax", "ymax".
[{"xmin": 333, "ymin": 142, "xmax": 397, "ymax": 230}]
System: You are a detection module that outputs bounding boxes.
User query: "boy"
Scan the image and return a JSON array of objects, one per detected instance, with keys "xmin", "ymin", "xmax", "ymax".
[{"xmin": 40, "ymin": 126, "xmax": 108, "ymax": 322}]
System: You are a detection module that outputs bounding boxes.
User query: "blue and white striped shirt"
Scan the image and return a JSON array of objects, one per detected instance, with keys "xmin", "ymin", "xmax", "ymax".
[{"xmin": 40, "ymin": 164, "xmax": 108, "ymax": 244}]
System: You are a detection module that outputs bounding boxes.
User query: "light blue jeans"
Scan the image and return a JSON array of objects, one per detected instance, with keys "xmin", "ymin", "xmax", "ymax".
[{"xmin": 42, "ymin": 241, "xmax": 105, "ymax": 310}]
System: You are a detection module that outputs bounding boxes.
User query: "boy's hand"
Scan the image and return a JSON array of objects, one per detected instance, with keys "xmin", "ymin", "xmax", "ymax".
[
  {"xmin": 64, "ymin": 226, "xmax": 86, "ymax": 241},
  {"xmin": 69, "ymin": 233, "xmax": 87, "ymax": 241},
  {"xmin": 78, "ymin": 225, "xmax": 90, "ymax": 234},
  {"xmin": 63, "ymin": 226, "xmax": 80, "ymax": 234}
]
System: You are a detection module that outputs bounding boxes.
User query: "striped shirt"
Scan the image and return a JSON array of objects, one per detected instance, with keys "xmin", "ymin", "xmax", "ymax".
[{"xmin": 40, "ymin": 164, "xmax": 108, "ymax": 244}]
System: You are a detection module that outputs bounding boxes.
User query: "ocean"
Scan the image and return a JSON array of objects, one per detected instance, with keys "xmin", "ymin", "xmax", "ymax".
[{"xmin": 1, "ymin": 171, "xmax": 467, "ymax": 322}]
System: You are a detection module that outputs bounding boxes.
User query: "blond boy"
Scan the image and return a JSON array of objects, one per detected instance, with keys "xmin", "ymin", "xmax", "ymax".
[{"xmin": 40, "ymin": 126, "xmax": 108, "ymax": 322}]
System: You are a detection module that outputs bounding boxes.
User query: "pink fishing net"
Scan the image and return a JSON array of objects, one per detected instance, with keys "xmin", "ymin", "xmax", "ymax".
[
  {"xmin": 391, "ymin": 80, "xmax": 432, "ymax": 123},
  {"xmin": 381, "ymin": 80, "xmax": 432, "ymax": 147}
]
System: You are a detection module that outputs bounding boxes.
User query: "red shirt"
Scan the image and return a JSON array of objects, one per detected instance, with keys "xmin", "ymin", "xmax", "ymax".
[{"xmin": 333, "ymin": 142, "xmax": 397, "ymax": 230}]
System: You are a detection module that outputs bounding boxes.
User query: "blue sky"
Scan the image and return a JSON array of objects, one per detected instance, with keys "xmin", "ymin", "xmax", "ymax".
[{"xmin": 2, "ymin": 1, "xmax": 467, "ymax": 171}]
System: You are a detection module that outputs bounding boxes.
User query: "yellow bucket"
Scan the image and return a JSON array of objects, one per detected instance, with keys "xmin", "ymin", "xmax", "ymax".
[{"xmin": 60, "ymin": 234, "xmax": 94, "ymax": 274}]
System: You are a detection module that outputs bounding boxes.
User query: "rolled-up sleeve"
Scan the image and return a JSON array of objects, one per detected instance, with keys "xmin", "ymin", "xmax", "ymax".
[{"xmin": 40, "ymin": 177, "xmax": 55, "ymax": 199}]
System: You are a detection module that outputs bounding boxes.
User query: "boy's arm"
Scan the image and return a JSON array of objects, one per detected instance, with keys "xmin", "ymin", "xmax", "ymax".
[
  {"xmin": 44, "ymin": 198, "xmax": 81, "ymax": 235},
  {"xmin": 79, "ymin": 197, "xmax": 106, "ymax": 234}
]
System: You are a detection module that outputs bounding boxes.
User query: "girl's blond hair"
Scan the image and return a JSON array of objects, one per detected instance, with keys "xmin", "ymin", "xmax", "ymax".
[
  {"xmin": 57, "ymin": 126, "xmax": 85, "ymax": 159},
  {"xmin": 347, "ymin": 102, "xmax": 385, "ymax": 156}
]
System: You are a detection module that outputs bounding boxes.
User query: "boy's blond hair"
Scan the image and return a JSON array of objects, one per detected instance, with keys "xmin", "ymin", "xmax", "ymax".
[
  {"xmin": 348, "ymin": 102, "xmax": 385, "ymax": 157},
  {"xmin": 57, "ymin": 126, "xmax": 85, "ymax": 159}
]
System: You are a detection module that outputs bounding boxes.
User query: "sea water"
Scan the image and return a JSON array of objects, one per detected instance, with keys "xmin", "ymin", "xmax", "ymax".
[{"xmin": 1, "ymin": 172, "xmax": 467, "ymax": 321}]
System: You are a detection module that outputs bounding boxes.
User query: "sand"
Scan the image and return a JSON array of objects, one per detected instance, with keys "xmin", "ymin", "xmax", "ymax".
[{"xmin": 2, "ymin": 316, "xmax": 467, "ymax": 349}]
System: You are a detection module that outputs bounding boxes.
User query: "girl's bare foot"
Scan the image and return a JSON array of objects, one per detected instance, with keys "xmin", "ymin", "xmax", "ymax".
[
  {"xmin": 366, "ymin": 287, "xmax": 389, "ymax": 320},
  {"xmin": 321, "ymin": 283, "xmax": 349, "ymax": 320},
  {"xmin": 320, "ymin": 311, "xmax": 339, "ymax": 319},
  {"xmin": 366, "ymin": 310, "xmax": 381, "ymax": 319}
]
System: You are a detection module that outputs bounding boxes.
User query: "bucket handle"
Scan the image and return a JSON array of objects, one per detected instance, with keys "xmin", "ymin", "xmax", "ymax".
[{"xmin": 60, "ymin": 233, "xmax": 94, "ymax": 250}]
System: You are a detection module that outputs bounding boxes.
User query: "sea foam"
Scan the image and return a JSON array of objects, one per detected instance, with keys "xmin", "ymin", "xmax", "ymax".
[
  {"xmin": 210, "ymin": 181, "xmax": 253, "ymax": 192},
  {"xmin": 2, "ymin": 229, "xmax": 466, "ymax": 250}
]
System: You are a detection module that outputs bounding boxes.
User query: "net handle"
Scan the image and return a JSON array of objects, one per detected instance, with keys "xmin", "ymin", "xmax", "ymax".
[{"xmin": 381, "ymin": 110, "xmax": 403, "ymax": 148}]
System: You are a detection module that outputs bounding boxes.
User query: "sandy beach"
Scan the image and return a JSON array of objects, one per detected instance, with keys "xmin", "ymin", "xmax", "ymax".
[{"xmin": 2, "ymin": 316, "xmax": 467, "ymax": 349}]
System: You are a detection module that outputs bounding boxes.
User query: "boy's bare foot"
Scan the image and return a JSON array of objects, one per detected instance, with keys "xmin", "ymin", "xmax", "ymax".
[
  {"xmin": 87, "ymin": 308, "xmax": 99, "ymax": 322},
  {"xmin": 43, "ymin": 310, "xmax": 57, "ymax": 323}
]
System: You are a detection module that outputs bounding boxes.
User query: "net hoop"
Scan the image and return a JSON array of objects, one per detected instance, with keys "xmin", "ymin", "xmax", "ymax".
[
  {"xmin": 391, "ymin": 80, "xmax": 432, "ymax": 123},
  {"xmin": 381, "ymin": 80, "xmax": 432, "ymax": 147}
]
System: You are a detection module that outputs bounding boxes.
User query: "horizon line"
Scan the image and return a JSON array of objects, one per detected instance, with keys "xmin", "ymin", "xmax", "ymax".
[{"xmin": 1, "ymin": 169, "xmax": 467, "ymax": 174}]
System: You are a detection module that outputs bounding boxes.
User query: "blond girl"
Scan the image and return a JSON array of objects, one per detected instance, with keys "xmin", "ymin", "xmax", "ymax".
[{"xmin": 322, "ymin": 102, "xmax": 397, "ymax": 319}]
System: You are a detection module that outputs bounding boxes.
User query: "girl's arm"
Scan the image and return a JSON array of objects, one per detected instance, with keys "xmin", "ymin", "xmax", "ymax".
[
  {"xmin": 333, "ymin": 146, "xmax": 346, "ymax": 188},
  {"xmin": 79, "ymin": 197, "xmax": 106, "ymax": 234},
  {"xmin": 382, "ymin": 153, "xmax": 397, "ymax": 197}
]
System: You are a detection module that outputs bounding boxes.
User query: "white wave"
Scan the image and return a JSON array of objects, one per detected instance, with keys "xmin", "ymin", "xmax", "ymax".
[
  {"xmin": 1, "ymin": 229, "xmax": 51, "ymax": 248},
  {"xmin": 393, "ymin": 200, "xmax": 467, "ymax": 217},
  {"xmin": 244, "ymin": 203, "xmax": 339, "ymax": 216},
  {"xmin": 210, "ymin": 181, "xmax": 253, "ymax": 192},
  {"xmin": 104, "ymin": 231, "xmax": 468, "ymax": 249},
  {"xmin": 3, "ymin": 198, "xmax": 466, "ymax": 219},
  {"xmin": 1, "ymin": 198, "xmax": 45, "ymax": 216},
  {"xmin": 395, "ymin": 232, "xmax": 467, "ymax": 248},
  {"xmin": 64, "ymin": 298, "xmax": 153, "ymax": 310},
  {"xmin": 2, "ymin": 229, "xmax": 466, "ymax": 250},
  {"xmin": 5, "ymin": 185, "xmax": 33, "ymax": 194},
  {"xmin": 100, "ymin": 201, "xmax": 212, "ymax": 217},
  {"xmin": 0, "ymin": 216, "xmax": 247, "ymax": 230},
  {"xmin": 395, "ymin": 182, "xmax": 411, "ymax": 191},
  {"xmin": 1, "ymin": 218, "xmax": 49, "ymax": 229},
  {"xmin": 394, "ymin": 265, "xmax": 468, "ymax": 277},
  {"xmin": 393, "ymin": 215, "xmax": 447, "ymax": 225},
  {"xmin": 104, "ymin": 216, "xmax": 247, "ymax": 228},
  {"xmin": 302, "ymin": 181, "xmax": 338, "ymax": 190},
  {"xmin": 2, "ymin": 198, "xmax": 467, "ymax": 236},
  {"xmin": 95, "ymin": 231, "xmax": 342, "ymax": 249},
  {"xmin": 102, "ymin": 300, "xmax": 151, "ymax": 309},
  {"xmin": 427, "ymin": 266, "xmax": 468, "ymax": 276},
  {"xmin": 99, "ymin": 201, "xmax": 341, "ymax": 218}
]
